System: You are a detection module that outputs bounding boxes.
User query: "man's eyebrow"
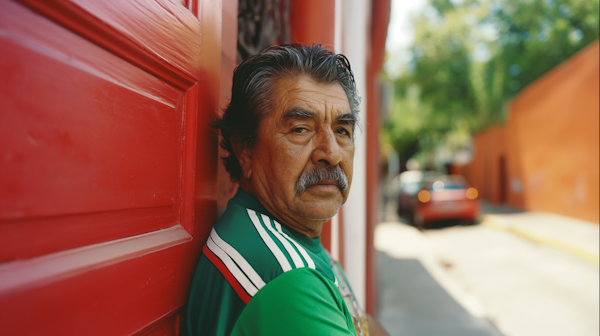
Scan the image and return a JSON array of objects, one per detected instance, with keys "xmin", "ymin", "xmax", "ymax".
[
  {"xmin": 336, "ymin": 112, "xmax": 358, "ymax": 126},
  {"xmin": 282, "ymin": 108, "xmax": 317, "ymax": 121}
]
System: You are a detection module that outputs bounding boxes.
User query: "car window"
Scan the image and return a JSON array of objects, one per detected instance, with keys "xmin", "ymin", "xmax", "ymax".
[
  {"xmin": 401, "ymin": 182, "xmax": 421, "ymax": 195},
  {"xmin": 425, "ymin": 180, "xmax": 466, "ymax": 190}
]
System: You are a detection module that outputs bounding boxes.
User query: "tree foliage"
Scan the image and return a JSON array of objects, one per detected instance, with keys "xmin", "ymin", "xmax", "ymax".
[{"xmin": 383, "ymin": 0, "xmax": 599, "ymax": 168}]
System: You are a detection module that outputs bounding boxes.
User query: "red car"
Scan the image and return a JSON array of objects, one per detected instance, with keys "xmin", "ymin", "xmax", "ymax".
[{"xmin": 411, "ymin": 175, "xmax": 479, "ymax": 228}]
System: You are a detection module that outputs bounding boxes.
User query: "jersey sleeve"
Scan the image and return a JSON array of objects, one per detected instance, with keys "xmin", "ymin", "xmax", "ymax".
[
  {"xmin": 184, "ymin": 254, "xmax": 247, "ymax": 336},
  {"xmin": 230, "ymin": 267, "xmax": 358, "ymax": 336}
]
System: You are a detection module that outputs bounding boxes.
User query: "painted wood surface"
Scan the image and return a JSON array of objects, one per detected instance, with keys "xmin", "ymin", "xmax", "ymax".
[{"xmin": 0, "ymin": 0, "xmax": 221, "ymax": 334}]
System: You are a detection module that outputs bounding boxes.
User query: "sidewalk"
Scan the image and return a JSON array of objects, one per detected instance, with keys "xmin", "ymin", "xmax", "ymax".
[{"xmin": 479, "ymin": 202, "xmax": 599, "ymax": 265}]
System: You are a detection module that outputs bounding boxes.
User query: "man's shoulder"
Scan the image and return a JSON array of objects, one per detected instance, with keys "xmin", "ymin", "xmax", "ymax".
[
  {"xmin": 211, "ymin": 203, "xmax": 281, "ymax": 274},
  {"xmin": 207, "ymin": 202, "xmax": 319, "ymax": 291}
]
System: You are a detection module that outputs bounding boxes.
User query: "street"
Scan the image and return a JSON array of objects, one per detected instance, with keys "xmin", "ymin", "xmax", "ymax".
[{"xmin": 376, "ymin": 202, "xmax": 599, "ymax": 336}]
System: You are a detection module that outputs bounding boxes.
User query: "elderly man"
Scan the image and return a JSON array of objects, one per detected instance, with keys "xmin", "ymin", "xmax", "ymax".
[{"xmin": 185, "ymin": 44, "xmax": 388, "ymax": 336}]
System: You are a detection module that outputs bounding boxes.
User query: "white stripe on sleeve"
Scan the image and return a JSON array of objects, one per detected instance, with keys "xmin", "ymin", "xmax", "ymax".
[
  {"xmin": 247, "ymin": 209, "xmax": 292, "ymax": 272},
  {"xmin": 261, "ymin": 214, "xmax": 304, "ymax": 269},
  {"xmin": 274, "ymin": 221, "xmax": 316, "ymax": 270},
  {"xmin": 209, "ymin": 229, "xmax": 266, "ymax": 290},
  {"xmin": 206, "ymin": 234, "xmax": 258, "ymax": 296}
]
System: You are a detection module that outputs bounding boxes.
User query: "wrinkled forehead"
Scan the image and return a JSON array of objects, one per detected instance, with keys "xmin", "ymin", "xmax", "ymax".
[{"xmin": 270, "ymin": 75, "xmax": 352, "ymax": 117}]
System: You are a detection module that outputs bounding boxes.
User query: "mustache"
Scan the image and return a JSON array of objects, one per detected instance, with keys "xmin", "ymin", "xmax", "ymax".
[{"xmin": 295, "ymin": 165, "xmax": 349, "ymax": 196}]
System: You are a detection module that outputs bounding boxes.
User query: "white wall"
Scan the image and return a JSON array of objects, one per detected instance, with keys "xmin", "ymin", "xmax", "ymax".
[{"xmin": 341, "ymin": 0, "xmax": 370, "ymax": 309}]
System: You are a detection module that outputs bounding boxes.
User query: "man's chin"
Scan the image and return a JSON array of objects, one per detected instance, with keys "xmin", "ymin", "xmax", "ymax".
[
  {"xmin": 289, "ymin": 201, "xmax": 343, "ymax": 222},
  {"xmin": 291, "ymin": 211, "xmax": 336, "ymax": 222}
]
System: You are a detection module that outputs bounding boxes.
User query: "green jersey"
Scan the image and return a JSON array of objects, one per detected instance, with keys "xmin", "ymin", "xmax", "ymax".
[{"xmin": 184, "ymin": 189, "xmax": 366, "ymax": 336}]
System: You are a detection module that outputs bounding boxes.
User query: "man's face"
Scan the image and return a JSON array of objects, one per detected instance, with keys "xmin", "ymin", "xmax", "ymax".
[{"xmin": 243, "ymin": 75, "xmax": 355, "ymax": 238}]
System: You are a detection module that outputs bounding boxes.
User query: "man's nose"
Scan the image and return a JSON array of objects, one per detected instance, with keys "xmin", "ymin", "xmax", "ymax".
[{"xmin": 311, "ymin": 129, "xmax": 343, "ymax": 166}]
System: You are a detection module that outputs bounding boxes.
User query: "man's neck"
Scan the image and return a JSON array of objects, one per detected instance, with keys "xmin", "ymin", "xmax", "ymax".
[{"xmin": 239, "ymin": 182, "xmax": 325, "ymax": 239}]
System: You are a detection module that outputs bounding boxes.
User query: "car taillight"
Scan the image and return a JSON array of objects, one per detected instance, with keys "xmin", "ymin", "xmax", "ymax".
[
  {"xmin": 417, "ymin": 190, "xmax": 431, "ymax": 203},
  {"xmin": 466, "ymin": 187, "xmax": 478, "ymax": 200}
]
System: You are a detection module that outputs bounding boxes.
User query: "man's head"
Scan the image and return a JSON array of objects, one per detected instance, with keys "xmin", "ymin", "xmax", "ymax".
[{"xmin": 214, "ymin": 44, "xmax": 360, "ymax": 238}]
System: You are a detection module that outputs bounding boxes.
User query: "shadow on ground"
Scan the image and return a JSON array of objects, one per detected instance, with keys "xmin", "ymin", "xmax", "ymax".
[
  {"xmin": 377, "ymin": 251, "xmax": 504, "ymax": 336},
  {"xmin": 395, "ymin": 200, "xmax": 526, "ymax": 231},
  {"xmin": 479, "ymin": 200, "xmax": 524, "ymax": 215}
]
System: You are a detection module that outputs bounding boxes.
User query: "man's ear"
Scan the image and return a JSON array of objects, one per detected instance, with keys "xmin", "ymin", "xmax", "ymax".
[{"xmin": 232, "ymin": 138, "xmax": 253, "ymax": 180}]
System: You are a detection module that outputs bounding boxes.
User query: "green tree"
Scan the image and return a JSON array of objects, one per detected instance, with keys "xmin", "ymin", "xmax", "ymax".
[{"xmin": 383, "ymin": 0, "xmax": 599, "ymax": 169}]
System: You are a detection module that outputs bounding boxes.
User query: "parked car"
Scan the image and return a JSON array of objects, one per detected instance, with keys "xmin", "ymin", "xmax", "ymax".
[
  {"xmin": 396, "ymin": 170, "xmax": 424, "ymax": 218},
  {"xmin": 409, "ymin": 175, "xmax": 479, "ymax": 229}
]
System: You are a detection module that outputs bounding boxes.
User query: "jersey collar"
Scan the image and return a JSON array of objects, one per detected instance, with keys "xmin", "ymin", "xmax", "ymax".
[{"xmin": 230, "ymin": 188, "xmax": 322, "ymax": 253}]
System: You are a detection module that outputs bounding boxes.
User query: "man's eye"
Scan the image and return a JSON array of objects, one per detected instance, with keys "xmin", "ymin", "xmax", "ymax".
[
  {"xmin": 336, "ymin": 128, "xmax": 350, "ymax": 136},
  {"xmin": 293, "ymin": 127, "xmax": 307, "ymax": 134}
]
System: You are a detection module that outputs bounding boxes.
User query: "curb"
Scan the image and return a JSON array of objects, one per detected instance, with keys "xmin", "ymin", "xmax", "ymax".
[{"xmin": 482, "ymin": 215, "xmax": 600, "ymax": 265}]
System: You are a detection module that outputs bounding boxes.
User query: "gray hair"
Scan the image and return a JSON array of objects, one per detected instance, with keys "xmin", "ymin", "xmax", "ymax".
[{"xmin": 212, "ymin": 44, "xmax": 361, "ymax": 181}]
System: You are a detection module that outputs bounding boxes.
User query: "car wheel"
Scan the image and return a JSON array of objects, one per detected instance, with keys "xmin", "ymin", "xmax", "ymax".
[
  {"xmin": 397, "ymin": 205, "xmax": 404, "ymax": 218},
  {"xmin": 462, "ymin": 218, "xmax": 478, "ymax": 226},
  {"xmin": 413, "ymin": 212, "xmax": 425, "ymax": 230}
]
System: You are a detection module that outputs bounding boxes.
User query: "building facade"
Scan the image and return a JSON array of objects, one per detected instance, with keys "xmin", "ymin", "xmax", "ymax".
[{"xmin": 0, "ymin": 0, "xmax": 390, "ymax": 333}]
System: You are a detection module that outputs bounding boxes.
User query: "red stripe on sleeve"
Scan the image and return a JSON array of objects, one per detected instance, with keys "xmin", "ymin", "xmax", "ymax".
[{"xmin": 203, "ymin": 245, "xmax": 252, "ymax": 304}]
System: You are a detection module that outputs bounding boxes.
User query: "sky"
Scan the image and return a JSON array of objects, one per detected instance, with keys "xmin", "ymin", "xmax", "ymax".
[{"xmin": 384, "ymin": 0, "xmax": 428, "ymax": 79}]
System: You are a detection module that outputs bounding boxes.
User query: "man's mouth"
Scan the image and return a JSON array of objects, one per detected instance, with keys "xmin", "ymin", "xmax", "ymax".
[{"xmin": 308, "ymin": 181, "xmax": 339, "ymax": 193}]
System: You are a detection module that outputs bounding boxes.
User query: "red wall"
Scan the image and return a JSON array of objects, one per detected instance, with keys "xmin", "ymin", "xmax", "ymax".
[
  {"xmin": 216, "ymin": 0, "xmax": 240, "ymax": 212},
  {"xmin": 366, "ymin": 0, "xmax": 391, "ymax": 315},
  {"xmin": 290, "ymin": 0, "xmax": 335, "ymax": 48}
]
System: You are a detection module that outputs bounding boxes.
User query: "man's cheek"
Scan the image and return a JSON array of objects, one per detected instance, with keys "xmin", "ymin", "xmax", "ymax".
[{"xmin": 344, "ymin": 168, "xmax": 353, "ymax": 188}]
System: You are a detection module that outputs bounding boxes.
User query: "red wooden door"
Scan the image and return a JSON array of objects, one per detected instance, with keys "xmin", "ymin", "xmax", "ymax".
[{"xmin": 0, "ymin": 0, "xmax": 220, "ymax": 334}]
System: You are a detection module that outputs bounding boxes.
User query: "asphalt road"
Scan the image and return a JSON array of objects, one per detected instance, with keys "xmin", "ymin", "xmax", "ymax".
[
  {"xmin": 376, "ymin": 201, "xmax": 599, "ymax": 336},
  {"xmin": 377, "ymin": 251, "xmax": 504, "ymax": 336}
]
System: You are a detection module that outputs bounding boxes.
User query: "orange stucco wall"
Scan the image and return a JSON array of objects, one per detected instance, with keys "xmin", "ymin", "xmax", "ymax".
[{"xmin": 460, "ymin": 41, "xmax": 599, "ymax": 223}]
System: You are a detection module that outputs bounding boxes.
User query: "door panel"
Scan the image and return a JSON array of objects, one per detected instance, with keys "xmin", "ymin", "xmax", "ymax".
[
  {"xmin": 19, "ymin": 0, "xmax": 202, "ymax": 87},
  {"xmin": 0, "ymin": 226, "xmax": 194, "ymax": 335},
  {"xmin": 1, "ymin": 0, "xmax": 183, "ymax": 260},
  {"xmin": 63, "ymin": 0, "xmax": 202, "ymax": 78},
  {"xmin": 0, "ymin": 0, "xmax": 221, "ymax": 333}
]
